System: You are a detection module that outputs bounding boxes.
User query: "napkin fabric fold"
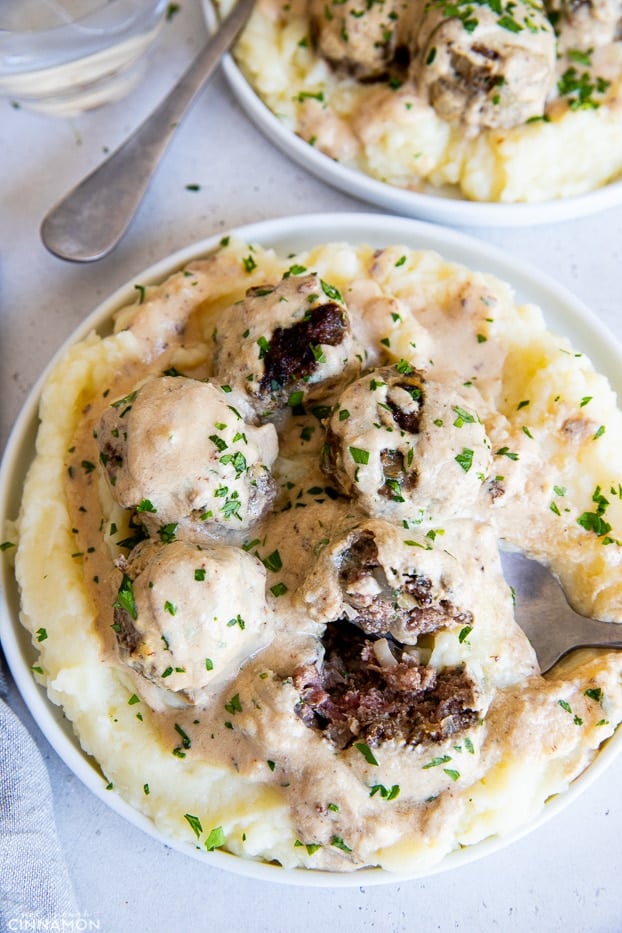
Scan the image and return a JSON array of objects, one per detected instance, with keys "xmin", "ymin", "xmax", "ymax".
[{"xmin": 0, "ymin": 661, "xmax": 79, "ymax": 928}]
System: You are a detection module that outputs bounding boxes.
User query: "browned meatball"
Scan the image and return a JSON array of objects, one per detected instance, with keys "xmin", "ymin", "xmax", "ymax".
[
  {"xmin": 309, "ymin": 0, "xmax": 414, "ymax": 79},
  {"xmin": 213, "ymin": 271, "xmax": 361, "ymax": 418},
  {"xmin": 322, "ymin": 364, "xmax": 492, "ymax": 524},
  {"xmin": 411, "ymin": 1, "xmax": 556, "ymax": 129},
  {"xmin": 97, "ymin": 376, "xmax": 278, "ymax": 544}
]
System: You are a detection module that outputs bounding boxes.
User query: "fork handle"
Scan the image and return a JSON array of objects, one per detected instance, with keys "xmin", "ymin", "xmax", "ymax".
[{"xmin": 40, "ymin": 0, "xmax": 255, "ymax": 263}]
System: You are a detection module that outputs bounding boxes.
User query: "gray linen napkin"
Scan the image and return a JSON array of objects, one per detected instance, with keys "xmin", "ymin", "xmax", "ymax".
[{"xmin": 0, "ymin": 660, "xmax": 79, "ymax": 927}]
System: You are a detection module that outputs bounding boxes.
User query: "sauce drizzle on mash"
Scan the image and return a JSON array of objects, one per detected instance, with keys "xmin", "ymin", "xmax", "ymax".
[
  {"xmin": 220, "ymin": 0, "xmax": 622, "ymax": 203},
  {"xmin": 12, "ymin": 238, "xmax": 622, "ymax": 872}
]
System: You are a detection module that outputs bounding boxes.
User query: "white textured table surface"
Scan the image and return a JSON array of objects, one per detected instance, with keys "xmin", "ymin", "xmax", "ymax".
[{"xmin": 2, "ymin": 4, "xmax": 622, "ymax": 931}]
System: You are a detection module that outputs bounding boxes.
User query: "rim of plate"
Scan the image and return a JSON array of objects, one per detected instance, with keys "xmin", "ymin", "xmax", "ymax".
[
  {"xmin": 2, "ymin": 212, "xmax": 622, "ymax": 887},
  {"xmin": 202, "ymin": 0, "xmax": 622, "ymax": 227}
]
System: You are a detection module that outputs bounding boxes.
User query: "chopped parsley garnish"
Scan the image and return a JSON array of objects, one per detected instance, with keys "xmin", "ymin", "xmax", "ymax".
[
  {"xmin": 174, "ymin": 723, "xmax": 191, "ymax": 749},
  {"xmin": 209, "ymin": 434, "xmax": 228, "ymax": 452},
  {"xmin": 284, "ymin": 263, "xmax": 307, "ymax": 277},
  {"xmin": 194, "ymin": 568, "xmax": 206, "ymax": 581},
  {"xmin": 455, "ymin": 448, "xmax": 474, "ymax": 472},
  {"xmin": 423, "ymin": 755, "xmax": 452, "ymax": 769},
  {"xmin": 263, "ymin": 549, "xmax": 283, "ymax": 572},
  {"xmin": 204, "ymin": 826, "xmax": 225, "ymax": 851},
  {"xmin": 136, "ymin": 498, "xmax": 157, "ymax": 513},
  {"xmin": 495, "ymin": 446, "xmax": 519, "ymax": 461},
  {"xmin": 558, "ymin": 698, "xmax": 583, "ymax": 725},
  {"xmin": 330, "ymin": 835, "xmax": 352, "ymax": 853},
  {"xmin": 224, "ymin": 693, "xmax": 242, "ymax": 715},
  {"xmin": 577, "ymin": 511, "xmax": 612, "ymax": 537},
  {"xmin": 452, "ymin": 406, "xmax": 476, "ymax": 427},
  {"xmin": 354, "ymin": 742, "xmax": 378, "ymax": 765},
  {"xmin": 113, "ymin": 575, "xmax": 137, "ymax": 620},
  {"xmin": 36, "ymin": 627, "xmax": 48, "ymax": 642},
  {"xmin": 443, "ymin": 768, "xmax": 461, "ymax": 782},
  {"xmin": 558, "ymin": 67, "xmax": 610, "ymax": 111},
  {"xmin": 159, "ymin": 522, "xmax": 178, "ymax": 544},
  {"xmin": 369, "ymin": 783, "xmax": 400, "ymax": 800},
  {"xmin": 320, "ymin": 280, "xmax": 343, "ymax": 302},
  {"xmin": 585, "ymin": 687, "xmax": 603, "ymax": 703},
  {"xmin": 349, "ymin": 446, "xmax": 370, "ymax": 465},
  {"xmin": 295, "ymin": 840, "xmax": 322, "ymax": 855}
]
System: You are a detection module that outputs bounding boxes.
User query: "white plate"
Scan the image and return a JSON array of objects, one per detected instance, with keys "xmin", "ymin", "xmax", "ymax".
[
  {"xmin": 203, "ymin": 0, "xmax": 622, "ymax": 227},
  {"xmin": 2, "ymin": 212, "xmax": 622, "ymax": 887}
]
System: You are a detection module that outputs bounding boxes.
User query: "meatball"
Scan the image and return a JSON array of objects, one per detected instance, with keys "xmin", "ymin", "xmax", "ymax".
[
  {"xmin": 294, "ymin": 621, "xmax": 480, "ymax": 749},
  {"xmin": 309, "ymin": 0, "xmax": 414, "ymax": 80},
  {"xmin": 322, "ymin": 364, "xmax": 492, "ymax": 523},
  {"xmin": 546, "ymin": 0, "xmax": 622, "ymax": 51},
  {"xmin": 299, "ymin": 517, "xmax": 474, "ymax": 644},
  {"xmin": 112, "ymin": 539, "xmax": 270, "ymax": 702},
  {"xmin": 97, "ymin": 376, "xmax": 278, "ymax": 544},
  {"xmin": 212, "ymin": 271, "xmax": 361, "ymax": 418},
  {"xmin": 411, "ymin": 2, "xmax": 556, "ymax": 129}
]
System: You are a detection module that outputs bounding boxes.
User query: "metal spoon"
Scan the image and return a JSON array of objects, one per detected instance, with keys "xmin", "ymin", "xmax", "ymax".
[
  {"xmin": 501, "ymin": 550, "xmax": 622, "ymax": 674},
  {"xmin": 40, "ymin": 0, "xmax": 255, "ymax": 263}
]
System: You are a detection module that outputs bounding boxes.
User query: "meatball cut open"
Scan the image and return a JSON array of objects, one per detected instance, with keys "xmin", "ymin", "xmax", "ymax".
[
  {"xmin": 295, "ymin": 517, "xmax": 484, "ymax": 748},
  {"xmin": 97, "ymin": 375, "xmax": 278, "ymax": 544},
  {"xmin": 113, "ymin": 539, "xmax": 270, "ymax": 703},
  {"xmin": 299, "ymin": 517, "xmax": 473, "ymax": 644},
  {"xmin": 323, "ymin": 364, "xmax": 492, "ymax": 523},
  {"xmin": 212, "ymin": 271, "xmax": 361, "ymax": 418},
  {"xmin": 411, "ymin": 1, "xmax": 556, "ymax": 130}
]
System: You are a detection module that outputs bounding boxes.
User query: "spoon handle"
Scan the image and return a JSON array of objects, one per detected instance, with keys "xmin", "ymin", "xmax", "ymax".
[{"xmin": 40, "ymin": 0, "xmax": 255, "ymax": 263}]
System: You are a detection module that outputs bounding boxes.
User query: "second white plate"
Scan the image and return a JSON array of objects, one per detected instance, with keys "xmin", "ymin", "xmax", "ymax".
[{"xmin": 203, "ymin": 1, "xmax": 622, "ymax": 227}]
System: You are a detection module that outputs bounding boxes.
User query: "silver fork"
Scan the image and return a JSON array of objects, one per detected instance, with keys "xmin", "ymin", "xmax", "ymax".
[{"xmin": 500, "ymin": 550, "xmax": 622, "ymax": 673}]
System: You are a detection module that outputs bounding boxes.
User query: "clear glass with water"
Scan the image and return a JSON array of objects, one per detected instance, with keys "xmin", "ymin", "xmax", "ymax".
[{"xmin": 0, "ymin": 0, "xmax": 167, "ymax": 115}]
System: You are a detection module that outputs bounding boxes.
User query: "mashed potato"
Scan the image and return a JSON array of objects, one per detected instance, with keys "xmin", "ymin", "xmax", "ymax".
[
  {"xmin": 11, "ymin": 237, "xmax": 622, "ymax": 873},
  {"xmin": 224, "ymin": 0, "xmax": 622, "ymax": 203}
]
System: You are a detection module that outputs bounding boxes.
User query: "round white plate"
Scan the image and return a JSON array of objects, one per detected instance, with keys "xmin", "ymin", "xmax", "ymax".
[
  {"xmin": 2, "ymin": 212, "xmax": 622, "ymax": 886},
  {"xmin": 203, "ymin": 1, "xmax": 622, "ymax": 227}
]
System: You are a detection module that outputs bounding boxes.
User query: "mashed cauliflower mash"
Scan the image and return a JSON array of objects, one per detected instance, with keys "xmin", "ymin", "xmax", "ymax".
[
  {"xmin": 223, "ymin": 0, "xmax": 622, "ymax": 203},
  {"xmin": 10, "ymin": 237, "xmax": 622, "ymax": 873}
]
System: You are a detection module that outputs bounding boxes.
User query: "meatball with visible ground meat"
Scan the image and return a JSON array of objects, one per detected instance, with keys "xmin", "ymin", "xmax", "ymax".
[
  {"xmin": 309, "ymin": 0, "xmax": 414, "ymax": 80},
  {"xmin": 411, "ymin": 1, "xmax": 556, "ymax": 130},
  {"xmin": 323, "ymin": 364, "xmax": 492, "ymax": 523},
  {"xmin": 293, "ymin": 620, "xmax": 480, "ymax": 749},
  {"xmin": 545, "ymin": 0, "xmax": 622, "ymax": 52},
  {"xmin": 97, "ymin": 375, "xmax": 278, "ymax": 545},
  {"xmin": 299, "ymin": 518, "xmax": 473, "ymax": 645},
  {"xmin": 212, "ymin": 272, "xmax": 361, "ymax": 419}
]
